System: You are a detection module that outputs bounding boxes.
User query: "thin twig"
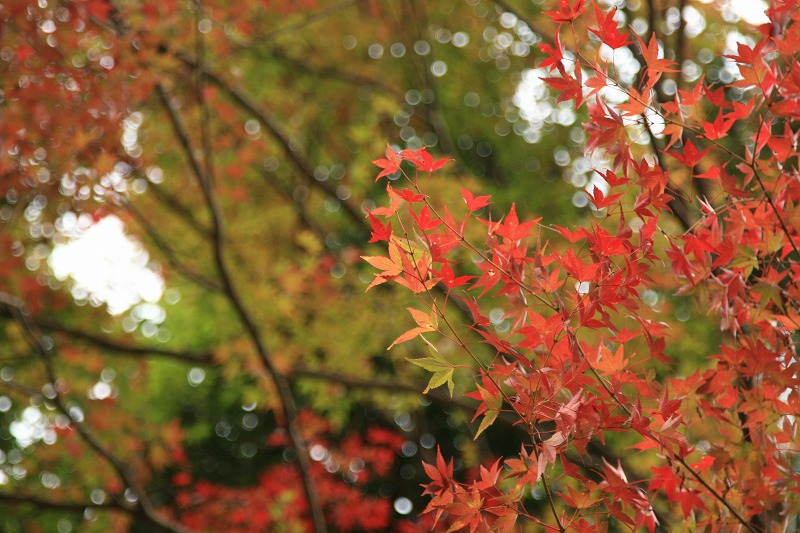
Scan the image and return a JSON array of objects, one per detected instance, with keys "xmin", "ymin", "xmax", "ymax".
[
  {"xmin": 232, "ymin": 43, "xmax": 402, "ymax": 99},
  {"xmin": 259, "ymin": 169, "xmax": 332, "ymax": 249},
  {"xmin": 541, "ymin": 475, "xmax": 566, "ymax": 532}
]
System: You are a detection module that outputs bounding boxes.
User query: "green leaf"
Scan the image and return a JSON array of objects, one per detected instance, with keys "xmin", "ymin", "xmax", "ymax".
[
  {"xmin": 474, "ymin": 409, "xmax": 499, "ymax": 440},
  {"xmin": 425, "ymin": 368, "xmax": 454, "ymax": 396},
  {"xmin": 407, "ymin": 354, "xmax": 455, "ymax": 397},
  {"xmin": 729, "ymin": 247, "xmax": 758, "ymax": 278},
  {"xmin": 407, "ymin": 356, "xmax": 451, "ymax": 373},
  {"xmin": 752, "ymin": 281, "xmax": 785, "ymax": 312}
]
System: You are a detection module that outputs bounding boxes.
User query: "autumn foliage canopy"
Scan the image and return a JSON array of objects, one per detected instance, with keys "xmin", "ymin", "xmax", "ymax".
[
  {"xmin": 365, "ymin": 1, "xmax": 800, "ymax": 531},
  {"xmin": 0, "ymin": 0, "xmax": 799, "ymax": 532}
]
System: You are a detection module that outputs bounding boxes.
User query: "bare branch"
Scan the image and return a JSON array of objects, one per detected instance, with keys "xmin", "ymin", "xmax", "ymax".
[
  {"xmin": 118, "ymin": 197, "xmax": 223, "ymax": 293},
  {"xmin": 143, "ymin": 177, "xmax": 212, "ymax": 237},
  {"xmin": 0, "ymin": 377, "xmax": 43, "ymax": 400},
  {"xmin": 0, "ymin": 293, "xmax": 193, "ymax": 533},
  {"xmin": 259, "ymin": 169, "xmax": 332, "ymax": 249},
  {"xmin": 157, "ymin": 84, "xmax": 328, "ymax": 533},
  {"xmin": 233, "ymin": 43, "xmax": 402, "ymax": 99},
  {"xmin": 168, "ymin": 50, "xmax": 364, "ymax": 227},
  {"xmin": 491, "ymin": 0, "xmax": 556, "ymax": 41},
  {"xmin": 291, "ymin": 366, "xmax": 480, "ymax": 414},
  {"xmin": 35, "ymin": 316, "xmax": 213, "ymax": 365},
  {"xmin": 255, "ymin": 0, "xmax": 361, "ymax": 43},
  {"xmin": 0, "ymin": 492, "xmax": 123, "ymax": 513}
]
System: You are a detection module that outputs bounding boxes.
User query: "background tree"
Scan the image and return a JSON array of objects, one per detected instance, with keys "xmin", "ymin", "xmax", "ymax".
[{"xmin": 0, "ymin": 0, "xmax": 785, "ymax": 532}]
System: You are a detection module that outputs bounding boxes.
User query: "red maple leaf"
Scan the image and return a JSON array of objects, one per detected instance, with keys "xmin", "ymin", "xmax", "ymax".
[
  {"xmin": 395, "ymin": 188, "xmax": 425, "ymax": 203},
  {"xmin": 539, "ymin": 32, "xmax": 566, "ymax": 74},
  {"xmin": 421, "ymin": 447, "xmax": 455, "ymax": 526},
  {"xmin": 415, "ymin": 150, "xmax": 451, "ymax": 173},
  {"xmin": 462, "ymin": 188, "xmax": 491, "ymax": 212},
  {"xmin": 596, "ymin": 168, "xmax": 628, "ymax": 187},
  {"xmin": 542, "ymin": 69, "xmax": 584, "ymax": 107},
  {"xmin": 372, "ymin": 144, "xmax": 402, "ymax": 180},
  {"xmin": 700, "ymin": 112, "xmax": 734, "ymax": 140},
  {"xmin": 411, "ymin": 205, "xmax": 442, "ymax": 231},
  {"xmin": 667, "ymin": 138, "xmax": 712, "ymax": 167},
  {"xmin": 584, "ymin": 186, "xmax": 623, "ymax": 209},
  {"xmin": 543, "ymin": 0, "xmax": 587, "ymax": 24},
  {"xmin": 636, "ymin": 32, "xmax": 677, "ymax": 87},
  {"xmin": 554, "ymin": 224, "xmax": 590, "ymax": 243},
  {"xmin": 589, "ymin": 4, "xmax": 631, "ymax": 49},
  {"xmin": 593, "ymin": 344, "xmax": 628, "ymax": 375},
  {"xmin": 366, "ymin": 212, "xmax": 392, "ymax": 243},
  {"xmin": 486, "ymin": 203, "xmax": 540, "ymax": 241},
  {"xmin": 434, "ymin": 262, "xmax": 474, "ymax": 289},
  {"xmin": 505, "ymin": 445, "xmax": 541, "ymax": 489}
]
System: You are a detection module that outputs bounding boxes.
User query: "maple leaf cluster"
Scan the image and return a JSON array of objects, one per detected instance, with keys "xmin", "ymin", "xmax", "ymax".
[{"xmin": 364, "ymin": 2, "xmax": 800, "ymax": 531}]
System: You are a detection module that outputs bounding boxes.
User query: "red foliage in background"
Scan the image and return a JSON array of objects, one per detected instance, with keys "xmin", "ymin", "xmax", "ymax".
[{"xmin": 170, "ymin": 412, "xmax": 421, "ymax": 532}]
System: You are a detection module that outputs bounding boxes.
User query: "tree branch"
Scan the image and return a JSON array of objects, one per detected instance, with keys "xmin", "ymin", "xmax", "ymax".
[
  {"xmin": 404, "ymin": 1, "xmax": 457, "ymax": 157},
  {"xmin": 157, "ymin": 84, "xmax": 328, "ymax": 533},
  {"xmin": 490, "ymin": 0, "xmax": 555, "ymax": 42},
  {"xmin": 232, "ymin": 42, "xmax": 402, "ymax": 100},
  {"xmin": 117, "ymin": 197, "xmax": 223, "ymax": 293},
  {"xmin": 142, "ymin": 176, "xmax": 212, "ymax": 238},
  {"xmin": 259, "ymin": 169, "xmax": 332, "ymax": 249},
  {"xmin": 0, "ymin": 492, "xmax": 122, "ymax": 513},
  {"xmin": 0, "ymin": 293, "xmax": 192, "ymax": 533},
  {"xmin": 291, "ymin": 366, "xmax": 483, "ymax": 416},
  {"xmin": 169, "ymin": 49, "xmax": 365, "ymax": 227},
  {"xmin": 620, "ymin": 2, "xmax": 696, "ymax": 232},
  {"xmin": 33, "ymin": 316, "xmax": 213, "ymax": 365},
  {"xmin": 252, "ymin": 0, "xmax": 361, "ymax": 43}
]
